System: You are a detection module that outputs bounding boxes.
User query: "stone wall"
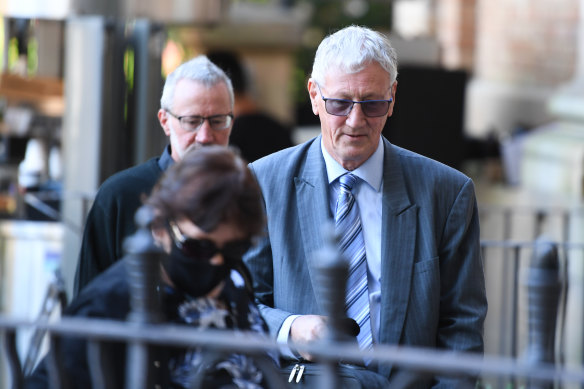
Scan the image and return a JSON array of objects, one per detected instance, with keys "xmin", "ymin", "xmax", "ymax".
[
  {"xmin": 436, "ymin": 0, "xmax": 477, "ymax": 70},
  {"xmin": 465, "ymin": 0, "xmax": 580, "ymax": 137}
]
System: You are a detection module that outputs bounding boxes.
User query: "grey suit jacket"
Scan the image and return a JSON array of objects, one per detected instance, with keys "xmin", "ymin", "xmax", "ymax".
[{"xmin": 244, "ymin": 136, "xmax": 487, "ymax": 387}]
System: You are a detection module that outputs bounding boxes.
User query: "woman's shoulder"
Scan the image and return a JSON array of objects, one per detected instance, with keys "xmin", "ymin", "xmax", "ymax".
[{"xmin": 65, "ymin": 260, "xmax": 131, "ymax": 319}]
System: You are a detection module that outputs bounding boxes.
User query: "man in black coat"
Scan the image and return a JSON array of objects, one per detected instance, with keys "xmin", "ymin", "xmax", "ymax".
[{"xmin": 73, "ymin": 55, "xmax": 235, "ymax": 295}]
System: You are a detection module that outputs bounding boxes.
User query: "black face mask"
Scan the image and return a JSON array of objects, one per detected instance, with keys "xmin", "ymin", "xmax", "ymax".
[{"xmin": 162, "ymin": 243, "xmax": 231, "ymax": 298}]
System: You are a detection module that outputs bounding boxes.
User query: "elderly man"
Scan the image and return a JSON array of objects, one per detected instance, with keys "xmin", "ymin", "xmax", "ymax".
[
  {"xmin": 73, "ymin": 55, "xmax": 234, "ymax": 295},
  {"xmin": 243, "ymin": 25, "xmax": 487, "ymax": 387}
]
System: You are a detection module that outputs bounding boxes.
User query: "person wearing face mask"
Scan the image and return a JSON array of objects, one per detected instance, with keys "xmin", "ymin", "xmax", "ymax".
[
  {"xmin": 73, "ymin": 55, "xmax": 236, "ymax": 296},
  {"xmin": 26, "ymin": 146, "xmax": 275, "ymax": 389}
]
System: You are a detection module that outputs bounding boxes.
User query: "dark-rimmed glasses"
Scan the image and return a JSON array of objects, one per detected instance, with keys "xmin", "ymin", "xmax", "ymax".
[
  {"xmin": 168, "ymin": 220, "xmax": 251, "ymax": 262},
  {"xmin": 316, "ymin": 84, "xmax": 393, "ymax": 117},
  {"xmin": 166, "ymin": 111, "xmax": 233, "ymax": 132}
]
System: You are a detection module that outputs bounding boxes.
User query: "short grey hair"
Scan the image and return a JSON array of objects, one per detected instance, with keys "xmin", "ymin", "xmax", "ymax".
[
  {"xmin": 160, "ymin": 55, "xmax": 234, "ymax": 111},
  {"xmin": 311, "ymin": 25, "xmax": 398, "ymax": 87}
]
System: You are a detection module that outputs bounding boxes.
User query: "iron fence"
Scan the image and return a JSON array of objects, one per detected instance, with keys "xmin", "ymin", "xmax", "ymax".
[
  {"xmin": 1, "ymin": 204, "xmax": 584, "ymax": 388},
  {"xmin": 3, "ymin": 314, "xmax": 584, "ymax": 388}
]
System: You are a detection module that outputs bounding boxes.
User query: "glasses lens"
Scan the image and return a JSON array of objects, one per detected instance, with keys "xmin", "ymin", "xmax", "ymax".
[
  {"xmin": 325, "ymin": 99, "xmax": 353, "ymax": 116},
  {"xmin": 209, "ymin": 115, "xmax": 232, "ymax": 131},
  {"xmin": 362, "ymin": 101, "xmax": 390, "ymax": 117},
  {"xmin": 167, "ymin": 221, "xmax": 250, "ymax": 261},
  {"xmin": 180, "ymin": 116, "xmax": 204, "ymax": 131},
  {"xmin": 168, "ymin": 221, "xmax": 218, "ymax": 260},
  {"xmin": 180, "ymin": 238, "xmax": 219, "ymax": 260}
]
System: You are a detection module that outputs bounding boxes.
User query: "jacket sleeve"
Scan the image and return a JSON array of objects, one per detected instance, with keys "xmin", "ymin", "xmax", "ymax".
[
  {"xmin": 433, "ymin": 178, "xmax": 487, "ymax": 387},
  {"xmin": 242, "ymin": 163, "xmax": 297, "ymax": 339}
]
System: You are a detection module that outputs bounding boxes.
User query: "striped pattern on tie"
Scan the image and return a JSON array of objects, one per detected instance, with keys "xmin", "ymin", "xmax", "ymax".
[{"xmin": 335, "ymin": 173, "xmax": 372, "ymax": 352}]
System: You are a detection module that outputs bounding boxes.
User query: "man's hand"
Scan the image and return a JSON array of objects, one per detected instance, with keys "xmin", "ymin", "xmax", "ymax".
[{"xmin": 290, "ymin": 314, "xmax": 328, "ymax": 361}]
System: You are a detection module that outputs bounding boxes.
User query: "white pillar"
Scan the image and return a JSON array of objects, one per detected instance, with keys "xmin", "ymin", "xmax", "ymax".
[
  {"xmin": 465, "ymin": 0, "xmax": 581, "ymax": 138},
  {"xmin": 61, "ymin": 17, "xmax": 106, "ymax": 297}
]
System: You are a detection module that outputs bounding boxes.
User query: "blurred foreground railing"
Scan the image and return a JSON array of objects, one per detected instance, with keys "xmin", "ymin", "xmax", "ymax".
[
  {"xmin": 3, "ymin": 205, "xmax": 584, "ymax": 388},
  {"xmin": 3, "ymin": 315, "xmax": 584, "ymax": 388}
]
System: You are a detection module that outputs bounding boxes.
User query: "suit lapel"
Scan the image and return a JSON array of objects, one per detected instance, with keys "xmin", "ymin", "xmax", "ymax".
[
  {"xmin": 295, "ymin": 136, "xmax": 332, "ymax": 311},
  {"xmin": 293, "ymin": 136, "xmax": 419, "ymax": 331},
  {"xmin": 378, "ymin": 138, "xmax": 418, "ymax": 345}
]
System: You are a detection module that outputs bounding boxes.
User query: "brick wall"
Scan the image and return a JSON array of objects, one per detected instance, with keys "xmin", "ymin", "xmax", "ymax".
[
  {"xmin": 436, "ymin": 0, "xmax": 579, "ymax": 87},
  {"xmin": 474, "ymin": 0, "xmax": 579, "ymax": 87},
  {"xmin": 437, "ymin": 0, "xmax": 477, "ymax": 70}
]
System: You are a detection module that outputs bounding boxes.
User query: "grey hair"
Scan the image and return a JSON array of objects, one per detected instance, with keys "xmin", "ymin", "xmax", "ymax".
[
  {"xmin": 311, "ymin": 25, "xmax": 398, "ymax": 87},
  {"xmin": 160, "ymin": 55, "xmax": 234, "ymax": 111}
]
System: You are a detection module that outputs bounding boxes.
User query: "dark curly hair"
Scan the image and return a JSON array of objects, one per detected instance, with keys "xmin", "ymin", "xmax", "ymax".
[{"xmin": 145, "ymin": 146, "xmax": 264, "ymax": 239}]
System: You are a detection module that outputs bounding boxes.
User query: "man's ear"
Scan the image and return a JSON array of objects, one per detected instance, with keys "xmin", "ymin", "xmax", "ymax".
[
  {"xmin": 158, "ymin": 109, "xmax": 171, "ymax": 136},
  {"xmin": 307, "ymin": 78, "xmax": 320, "ymax": 116}
]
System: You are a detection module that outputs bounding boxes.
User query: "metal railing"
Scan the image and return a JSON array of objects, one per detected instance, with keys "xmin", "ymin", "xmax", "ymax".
[
  {"xmin": 476, "ymin": 203, "xmax": 584, "ymax": 388},
  {"xmin": 3, "ymin": 315, "xmax": 584, "ymax": 388},
  {"xmin": 2, "ymin": 205, "xmax": 584, "ymax": 387}
]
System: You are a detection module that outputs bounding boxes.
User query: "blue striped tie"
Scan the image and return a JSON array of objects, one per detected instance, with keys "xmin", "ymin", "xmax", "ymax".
[{"xmin": 335, "ymin": 173, "xmax": 372, "ymax": 352}]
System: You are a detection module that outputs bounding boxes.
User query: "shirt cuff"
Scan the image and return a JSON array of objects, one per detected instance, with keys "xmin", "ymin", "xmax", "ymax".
[{"xmin": 277, "ymin": 314, "xmax": 301, "ymax": 359}]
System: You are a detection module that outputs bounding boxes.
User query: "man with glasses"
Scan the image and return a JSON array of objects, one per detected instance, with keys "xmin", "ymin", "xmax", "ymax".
[
  {"xmin": 73, "ymin": 55, "xmax": 235, "ymax": 295},
  {"xmin": 243, "ymin": 25, "xmax": 487, "ymax": 387}
]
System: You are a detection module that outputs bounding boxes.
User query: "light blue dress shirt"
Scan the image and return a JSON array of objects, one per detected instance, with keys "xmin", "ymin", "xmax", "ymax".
[
  {"xmin": 321, "ymin": 137, "xmax": 384, "ymax": 344},
  {"xmin": 277, "ymin": 137, "xmax": 384, "ymax": 358}
]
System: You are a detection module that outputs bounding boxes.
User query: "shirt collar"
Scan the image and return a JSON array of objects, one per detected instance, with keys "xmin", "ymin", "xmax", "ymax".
[
  {"xmin": 158, "ymin": 144, "xmax": 175, "ymax": 171},
  {"xmin": 321, "ymin": 136, "xmax": 384, "ymax": 192}
]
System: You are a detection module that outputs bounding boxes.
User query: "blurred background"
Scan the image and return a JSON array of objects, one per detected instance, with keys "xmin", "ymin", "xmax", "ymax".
[{"xmin": 0, "ymin": 0, "xmax": 583, "ymax": 386}]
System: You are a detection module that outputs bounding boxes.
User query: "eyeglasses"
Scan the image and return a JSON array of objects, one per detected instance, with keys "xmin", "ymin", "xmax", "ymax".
[
  {"xmin": 316, "ymin": 84, "xmax": 393, "ymax": 117},
  {"xmin": 168, "ymin": 220, "xmax": 251, "ymax": 262},
  {"xmin": 166, "ymin": 110, "xmax": 233, "ymax": 132}
]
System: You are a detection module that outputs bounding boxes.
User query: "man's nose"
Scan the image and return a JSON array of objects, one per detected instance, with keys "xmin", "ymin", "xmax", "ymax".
[
  {"xmin": 195, "ymin": 121, "xmax": 215, "ymax": 144},
  {"xmin": 345, "ymin": 103, "xmax": 367, "ymax": 126}
]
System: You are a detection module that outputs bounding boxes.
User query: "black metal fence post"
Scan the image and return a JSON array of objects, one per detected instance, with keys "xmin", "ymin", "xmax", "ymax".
[
  {"xmin": 4, "ymin": 329, "xmax": 23, "ymax": 389},
  {"xmin": 123, "ymin": 205, "xmax": 165, "ymax": 389},
  {"xmin": 524, "ymin": 238, "xmax": 562, "ymax": 389},
  {"xmin": 312, "ymin": 223, "xmax": 350, "ymax": 389}
]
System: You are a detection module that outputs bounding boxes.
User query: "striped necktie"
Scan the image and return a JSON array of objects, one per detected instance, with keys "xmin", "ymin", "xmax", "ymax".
[{"xmin": 335, "ymin": 173, "xmax": 372, "ymax": 352}]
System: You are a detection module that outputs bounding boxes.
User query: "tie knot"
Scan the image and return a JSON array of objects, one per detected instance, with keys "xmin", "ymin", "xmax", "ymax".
[{"xmin": 339, "ymin": 173, "xmax": 358, "ymax": 192}]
